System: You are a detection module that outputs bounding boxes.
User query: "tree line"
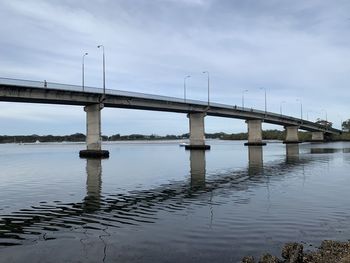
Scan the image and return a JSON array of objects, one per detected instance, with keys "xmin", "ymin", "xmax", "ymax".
[{"xmin": 1, "ymin": 129, "xmax": 349, "ymax": 144}]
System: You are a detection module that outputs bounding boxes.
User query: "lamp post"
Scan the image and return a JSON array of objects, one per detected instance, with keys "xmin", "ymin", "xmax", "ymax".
[
  {"xmin": 280, "ymin": 101, "xmax": 286, "ymax": 115},
  {"xmin": 296, "ymin": 98, "xmax": 303, "ymax": 120},
  {"xmin": 321, "ymin": 109, "xmax": 328, "ymax": 122},
  {"xmin": 337, "ymin": 114, "xmax": 343, "ymax": 130},
  {"xmin": 242, "ymin": 89, "xmax": 248, "ymax": 108},
  {"xmin": 82, "ymin": 52, "xmax": 88, "ymax": 91},
  {"xmin": 184, "ymin": 75, "xmax": 191, "ymax": 102},
  {"xmin": 97, "ymin": 45, "xmax": 106, "ymax": 95},
  {"xmin": 306, "ymin": 110, "xmax": 313, "ymax": 121},
  {"xmin": 259, "ymin": 87, "xmax": 267, "ymax": 114},
  {"xmin": 202, "ymin": 71, "xmax": 210, "ymax": 106}
]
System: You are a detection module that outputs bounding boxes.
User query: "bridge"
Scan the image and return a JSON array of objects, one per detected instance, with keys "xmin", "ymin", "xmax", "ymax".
[{"xmin": 0, "ymin": 77, "xmax": 342, "ymax": 157}]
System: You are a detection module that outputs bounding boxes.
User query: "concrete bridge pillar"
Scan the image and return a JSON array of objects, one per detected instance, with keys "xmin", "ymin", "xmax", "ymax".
[
  {"xmin": 79, "ymin": 103, "xmax": 109, "ymax": 158},
  {"xmin": 283, "ymin": 126, "xmax": 300, "ymax": 144},
  {"xmin": 244, "ymin": 119, "xmax": 266, "ymax": 146},
  {"xmin": 185, "ymin": 112, "xmax": 210, "ymax": 150},
  {"xmin": 311, "ymin": 131, "xmax": 324, "ymax": 142}
]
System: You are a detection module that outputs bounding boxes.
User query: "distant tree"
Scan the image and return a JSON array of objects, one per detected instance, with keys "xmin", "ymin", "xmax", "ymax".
[
  {"xmin": 342, "ymin": 119, "xmax": 350, "ymax": 132},
  {"xmin": 316, "ymin": 118, "xmax": 333, "ymax": 128}
]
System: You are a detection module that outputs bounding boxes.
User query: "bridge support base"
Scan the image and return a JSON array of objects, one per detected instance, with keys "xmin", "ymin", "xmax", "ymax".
[
  {"xmin": 186, "ymin": 113, "xmax": 210, "ymax": 150},
  {"xmin": 244, "ymin": 119, "xmax": 266, "ymax": 146},
  {"xmin": 80, "ymin": 103, "xmax": 109, "ymax": 158},
  {"xmin": 283, "ymin": 126, "xmax": 301, "ymax": 144},
  {"xmin": 311, "ymin": 131, "xmax": 324, "ymax": 142},
  {"xmin": 79, "ymin": 150, "xmax": 110, "ymax": 158}
]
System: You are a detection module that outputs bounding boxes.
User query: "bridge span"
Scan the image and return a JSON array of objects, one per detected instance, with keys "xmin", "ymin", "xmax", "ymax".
[{"xmin": 0, "ymin": 77, "xmax": 341, "ymax": 157}]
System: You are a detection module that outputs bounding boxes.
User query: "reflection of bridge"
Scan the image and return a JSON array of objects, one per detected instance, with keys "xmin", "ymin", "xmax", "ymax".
[
  {"xmin": 0, "ymin": 145, "xmax": 313, "ymax": 246},
  {"xmin": 0, "ymin": 78, "xmax": 341, "ymax": 157}
]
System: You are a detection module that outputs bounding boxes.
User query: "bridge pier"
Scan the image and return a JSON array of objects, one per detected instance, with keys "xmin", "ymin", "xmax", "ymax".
[
  {"xmin": 311, "ymin": 131, "xmax": 324, "ymax": 142},
  {"xmin": 185, "ymin": 113, "xmax": 210, "ymax": 150},
  {"xmin": 283, "ymin": 126, "xmax": 300, "ymax": 144},
  {"xmin": 244, "ymin": 119, "xmax": 266, "ymax": 146},
  {"xmin": 79, "ymin": 103, "xmax": 109, "ymax": 158}
]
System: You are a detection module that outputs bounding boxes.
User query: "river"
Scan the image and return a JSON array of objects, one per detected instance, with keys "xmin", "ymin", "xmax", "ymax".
[{"xmin": 0, "ymin": 140, "xmax": 350, "ymax": 262}]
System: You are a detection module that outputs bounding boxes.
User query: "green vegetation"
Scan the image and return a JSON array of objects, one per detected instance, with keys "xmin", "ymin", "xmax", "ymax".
[
  {"xmin": 331, "ymin": 132, "xmax": 350, "ymax": 141},
  {"xmin": 342, "ymin": 119, "xmax": 350, "ymax": 132},
  {"xmin": 0, "ymin": 133, "xmax": 86, "ymax": 144},
  {"xmin": 1, "ymin": 130, "xmax": 349, "ymax": 144}
]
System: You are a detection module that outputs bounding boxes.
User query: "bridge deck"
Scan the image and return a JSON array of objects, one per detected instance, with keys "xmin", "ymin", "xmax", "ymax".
[{"xmin": 0, "ymin": 77, "xmax": 341, "ymax": 134}]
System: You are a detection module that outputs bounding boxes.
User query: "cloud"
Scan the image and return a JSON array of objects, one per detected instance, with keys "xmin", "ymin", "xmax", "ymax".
[{"xmin": 0, "ymin": 0, "xmax": 349, "ymax": 134}]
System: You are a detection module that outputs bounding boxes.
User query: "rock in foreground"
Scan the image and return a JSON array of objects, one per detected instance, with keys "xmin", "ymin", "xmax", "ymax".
[{"xmin": 241, "ymin": 240, "xmax": 350, "ymax": 263}]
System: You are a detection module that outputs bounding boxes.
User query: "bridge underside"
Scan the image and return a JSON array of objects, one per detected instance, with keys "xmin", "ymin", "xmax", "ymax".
[{"xmin": 0, "ymin": 83, "xmax": 341, "ymax": 157}]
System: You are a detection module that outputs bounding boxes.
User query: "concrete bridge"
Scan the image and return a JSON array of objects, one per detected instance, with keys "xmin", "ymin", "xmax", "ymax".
[{"xmin": 0, "ymin": 77, "xmax": 341, "ymax": 157}]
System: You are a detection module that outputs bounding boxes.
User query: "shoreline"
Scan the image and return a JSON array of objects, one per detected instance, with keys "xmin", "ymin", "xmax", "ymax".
[{"xmin": 242, "ymin": 240, "xmax": 350, "ymax": 263}]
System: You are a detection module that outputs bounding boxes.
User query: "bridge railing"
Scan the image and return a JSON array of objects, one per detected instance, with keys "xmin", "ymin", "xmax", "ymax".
[{"xmin": 0, "ymin": 77, "xmax": 339, "ymax": 133}]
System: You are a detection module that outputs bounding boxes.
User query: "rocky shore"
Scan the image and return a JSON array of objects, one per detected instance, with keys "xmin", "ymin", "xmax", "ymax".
[{"xmin": 241, "ymin": 240, "xmax": 350, "ymax": 263}]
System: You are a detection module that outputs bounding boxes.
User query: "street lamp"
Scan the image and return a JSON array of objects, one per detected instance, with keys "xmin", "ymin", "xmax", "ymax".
[
  {"xmin": 306, "ymin": 110, "xmax": 313, "ymax": 121},
  {"xmin": 259, "ymin": 87, "xmax": 267, "ymax": 114},
  {"xmin": 296, "ymin": 98, "xmax": 303, "ymax": 120},
  {"xmin": 280, "ymin": 101, "xmax": 286, "ymax": 115},
  {"xmin": 321, "ymin": 109, "xmax": 328, "ymax": 122},
  {"xmin": 202, "ymin": 71, "xmax": 210, "ymax": 106},
  {"xmin": 337, "ymin": 114, "xmax": 343, "ymax": 130},
  {"xmin": 97, "ymin": 45, "xmax": 106, "ymax": 95},
  {"xmin": 82, "ymin": 52, "xmax": 88, "ymax": 91},
  {"xmin": 184, "ymin": 75, "xmax": 191, "ymax": 102},
  {"xmin": 242, "ymin": 89, "xmax": 248, "ymax": 108}
]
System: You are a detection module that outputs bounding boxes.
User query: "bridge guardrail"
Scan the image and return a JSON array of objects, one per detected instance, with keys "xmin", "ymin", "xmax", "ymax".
[{"xmin": 0, "ymin": 77, "xmax": 340, "ymax": 133}]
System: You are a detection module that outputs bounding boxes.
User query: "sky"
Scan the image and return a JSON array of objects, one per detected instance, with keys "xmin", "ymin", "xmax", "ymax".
[{"xmin": 0, "ymin": 0, "xmax": 349, "ymax": 135}]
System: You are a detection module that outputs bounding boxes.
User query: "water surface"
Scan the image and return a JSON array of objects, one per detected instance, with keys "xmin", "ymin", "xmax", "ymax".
[{"xmin": 0, "ymin": 140, "xmax": 350, "ymax": 262}]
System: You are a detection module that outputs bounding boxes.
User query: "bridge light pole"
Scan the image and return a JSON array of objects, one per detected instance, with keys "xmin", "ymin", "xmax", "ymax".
[
  {"xmin": 82, "ymin": 52, "xmax": 88, "ymax": 92},
  {"xmin": 307, "ymin": 110, "xmax": 313, "ymax": 121},
  {"xmin": 242, "ymin": 89, "xmax": 248, "ymax": 108},
  {"xmin": 97, "ymin": 45, "xmax": 106, "ymax": 95},
  {"xmin": 202, "ymin": 71, "xmax": 210, "ymax": 106},
  {"xmin": 321, "ymin": 109, "xmax": 328, "ymax": 122},
  {"xmin": 259, "ymin": 87, "xmax": 267, "ymax": 114},
  {"xmin": 338, "ymin": 115, "xmax": 343, "ymax": 130},
  {"xmin": 280, "ymin": 101, "xmax": 286, "ymax": 116},
  {"xmin": 184, "ymin": 75, "xmax": 191, "ymax": 102},
  {"xmin": 296, "ymin": 98, "xmax": 303, "ymax": 120}
]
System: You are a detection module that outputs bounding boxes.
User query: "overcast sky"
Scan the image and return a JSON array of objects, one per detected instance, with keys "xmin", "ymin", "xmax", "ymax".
[{"xmin": 0, "ymin": 0, "xmax": 349, "ymax": 135}]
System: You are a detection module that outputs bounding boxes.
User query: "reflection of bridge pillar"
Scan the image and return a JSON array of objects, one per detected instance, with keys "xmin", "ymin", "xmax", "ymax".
[
  {"xmin": 248, "ymin": 146, "xmax": 263, "ymax": 174},
  {"xmin": 311, "ymin": 131, "xmax": 324, "ymax": 142},
  {"xmin": 283, "ymin": 126, "xmax": 300, "ymax": 144},
  {"xmin": 244, "ymin": 119, "xmax": 266, "ymax": 146},
  {"xmin": 185, "ymin": 112, "xmax": 210, "ymax": 150},
  {"xmin": 80, "ymin": 103, "xmax": 109, "ymax": 158},
  {"xmin": 84, "ymin": 159, "xmax": 102, "ymax": 211},
  {"xmin": 190, "ymin": 150, "xmax": 206, "ymax": 188},
  {"xmin": 286, "ymin": 144, "xmax": 299, "ymax": 162}
]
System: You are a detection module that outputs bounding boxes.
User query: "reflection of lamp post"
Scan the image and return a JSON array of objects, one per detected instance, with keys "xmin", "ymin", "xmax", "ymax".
[
  {"xmin": 184, "ymin": 75, "xmax": 191, "ymax": 102},
  {"xmin": 242, "ymin": 89, "xmax": 248, "ymax": 108},
  {"xmin": 82, "ymin": 52, "xmax": 88, "ymax": 91},
  {"xmin": 97, "ymin": 45, "xmax": 106, "ymax": 95},
  {"xmin": 202, "ymin": 71, "xmax": 210, "ymax": 106},
  {"xmin": 259, "ymin": 87, "xmax": 267, "ymax": 114},
  {"xmin": 280, "ymin": 101, "xmax": 286, "ymax": 115},
  {"xmin": 296, "ymin": 98, "xmax": 303, "ymax": 120}
]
